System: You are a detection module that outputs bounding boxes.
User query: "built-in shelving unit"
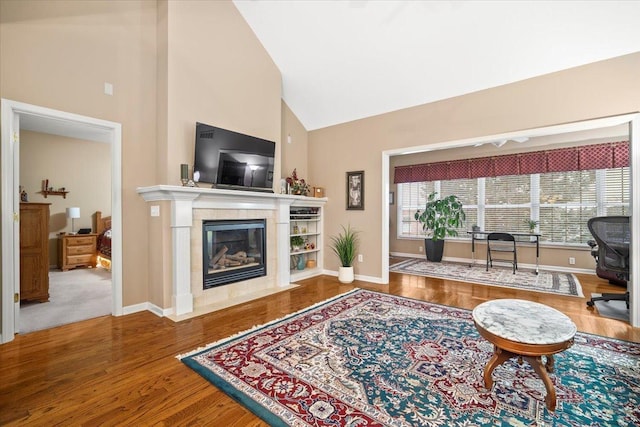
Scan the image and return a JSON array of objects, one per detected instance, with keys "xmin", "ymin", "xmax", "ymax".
[{"xmin": 289, "ymin": 205, "xmax": 323, "ymax": 281}]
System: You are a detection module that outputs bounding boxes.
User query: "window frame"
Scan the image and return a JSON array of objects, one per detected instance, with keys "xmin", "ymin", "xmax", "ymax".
[{"xmin": 396, "ymin": 166, "xmax": 629, "ymax": 247}]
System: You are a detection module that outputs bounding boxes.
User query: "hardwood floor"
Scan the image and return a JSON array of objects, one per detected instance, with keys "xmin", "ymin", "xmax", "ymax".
[{"xmin": 1, "ymin": 270, "xmax": 636, "ymax": 426}]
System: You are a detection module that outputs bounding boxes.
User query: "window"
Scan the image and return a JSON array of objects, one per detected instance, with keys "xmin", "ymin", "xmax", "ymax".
[{"xmin": 397, "ymin": 167, "xmax": 629, "ymax": 245}]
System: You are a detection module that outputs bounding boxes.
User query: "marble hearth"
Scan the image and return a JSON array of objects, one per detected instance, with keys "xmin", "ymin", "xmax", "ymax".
[{"xmin": 137, "ymin": 185, "xmax": 326, "ymax": 320}]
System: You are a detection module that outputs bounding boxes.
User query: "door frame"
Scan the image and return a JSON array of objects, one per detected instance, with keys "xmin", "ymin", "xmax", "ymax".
[
  {"xmin": 1, "ymin": 99, "xmax": 123, "ymax": 343},
  {"xmin": 381, "ymin": 112, "xmax": 640, "ymax": 327}
]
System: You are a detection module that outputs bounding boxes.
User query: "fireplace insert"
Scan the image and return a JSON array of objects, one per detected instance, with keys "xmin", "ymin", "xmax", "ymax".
[{"xmin": 202, "ymin": 219, "xmax": 266, "ymax": 289}]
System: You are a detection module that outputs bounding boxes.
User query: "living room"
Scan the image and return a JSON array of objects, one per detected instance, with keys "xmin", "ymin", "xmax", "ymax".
[
  {"xmin": 1, "ymin": 1, "xmax": 640, "ymax": 424},
  {"xmin": 3, "ymin": 0, "xmax": 640, "ymax": 331}
]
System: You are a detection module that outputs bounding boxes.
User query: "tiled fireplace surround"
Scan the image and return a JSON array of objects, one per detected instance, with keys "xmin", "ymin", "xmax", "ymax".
[{"xmin": 137, "ymin": 185, "xmax": 326, "ymax": 319}]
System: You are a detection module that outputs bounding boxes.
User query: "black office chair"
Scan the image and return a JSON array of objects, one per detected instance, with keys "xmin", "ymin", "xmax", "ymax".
[
  {"xmin": 486, "ymin": 232, "xmax": 517, "ymax": 274},
  {"xmin": 586, "ymin": 216, "xmax": 630, "ymax": 309}
]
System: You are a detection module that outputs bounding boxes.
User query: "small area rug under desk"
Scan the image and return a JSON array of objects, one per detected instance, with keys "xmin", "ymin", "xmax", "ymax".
[{"xmin": 390, "ymin": 258, "xmax": 584, "ymax": 297}]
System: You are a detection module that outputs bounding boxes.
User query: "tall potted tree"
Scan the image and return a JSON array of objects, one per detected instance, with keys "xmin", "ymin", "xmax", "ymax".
[
  {"xmin": 414, "ymin": 191, "xmax": 466, "ymax": 262},
  {"xmin": 329, "ymin": 224, "xmax": 359, "ymax": 283}
]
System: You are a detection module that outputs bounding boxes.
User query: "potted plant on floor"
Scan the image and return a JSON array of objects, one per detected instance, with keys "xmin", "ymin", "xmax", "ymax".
[
  {"xmin": 329, "ymin": 224, "xmax": 359, "ymax": 283},
  {"xmin": 414, "ymin": 191, "xmax": 466, "ymax": 262}
]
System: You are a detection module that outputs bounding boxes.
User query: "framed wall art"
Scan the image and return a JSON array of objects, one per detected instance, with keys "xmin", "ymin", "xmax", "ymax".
[{"xmin": 346, "ymin": 170, "xmax": 364, "ymax": 210}]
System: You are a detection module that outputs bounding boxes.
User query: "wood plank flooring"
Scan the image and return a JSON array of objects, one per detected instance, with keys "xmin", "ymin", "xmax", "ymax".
[{"xmin": 1, "ymin": 269, "xmax": 637, "ymax": 426}]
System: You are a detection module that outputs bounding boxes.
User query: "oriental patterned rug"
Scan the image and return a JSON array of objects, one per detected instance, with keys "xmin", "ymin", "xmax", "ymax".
[
  {"xmin": 179, "ymin": 289, "xmax": 639, "ymax": 426},
  {"xmin": 390, "ymin": 258, "xmax": 584, "ymax": 297}
]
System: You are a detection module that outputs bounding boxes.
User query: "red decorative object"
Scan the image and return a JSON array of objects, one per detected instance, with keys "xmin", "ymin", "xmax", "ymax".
[{"xmin": 285, "ymin": 168, "xmax": 310, "ymax": 195}]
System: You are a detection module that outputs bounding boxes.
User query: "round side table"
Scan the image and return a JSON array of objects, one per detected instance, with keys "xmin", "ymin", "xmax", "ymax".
[{"xmin": 472, "ymin": 299, "xmax": 577, "ymax": 411}]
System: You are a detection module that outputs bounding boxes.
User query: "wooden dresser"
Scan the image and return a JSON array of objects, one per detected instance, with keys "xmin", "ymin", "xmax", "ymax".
[
  {"xmin": 20, "ymin": 202, "xmax": 51, "ymax": 302},
  {"xmin": 58, "ymin": 234, "xmax": 98, "ymax": 271}
]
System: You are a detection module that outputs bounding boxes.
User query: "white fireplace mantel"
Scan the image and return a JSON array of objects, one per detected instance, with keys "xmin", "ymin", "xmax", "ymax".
[{"xmin": 137, "ymin": 185, "xmax": 327, "ymax": 317}]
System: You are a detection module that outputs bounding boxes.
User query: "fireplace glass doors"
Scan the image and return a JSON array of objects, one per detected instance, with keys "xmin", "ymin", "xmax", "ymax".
[{"xmin": 202, "ymin": 219, "xmax": 266, "ymax": 289}]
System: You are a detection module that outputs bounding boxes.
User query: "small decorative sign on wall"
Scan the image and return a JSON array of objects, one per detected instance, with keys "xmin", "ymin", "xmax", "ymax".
[{"xmin": 346, "ymin": 171, "xmax": 364, "ymax": 210}]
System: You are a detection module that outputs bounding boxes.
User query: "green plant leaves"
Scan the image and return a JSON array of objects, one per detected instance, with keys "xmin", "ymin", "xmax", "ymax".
[
  {"xmin": 414, "ymin": 192, "xmax": 466, "ymax": 241},
  {"xmin": 330, "ymin": 224, "xmax": 359, "ymax": 267}
]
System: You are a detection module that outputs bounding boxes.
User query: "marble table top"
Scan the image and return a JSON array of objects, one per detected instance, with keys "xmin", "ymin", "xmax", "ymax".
[{"xmin": 472, "ymin": 299, "xmax": 577, "ymax": 345}]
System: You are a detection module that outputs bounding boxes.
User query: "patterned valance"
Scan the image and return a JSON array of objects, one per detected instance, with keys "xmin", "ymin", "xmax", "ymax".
[{"xmin": 394, "ymin": 141, "xmax": 629, "ymax": 183}]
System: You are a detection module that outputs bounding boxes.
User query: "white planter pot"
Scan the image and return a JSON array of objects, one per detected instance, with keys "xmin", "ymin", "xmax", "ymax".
[{"xmin": 338, "ymin": 266, "xmax": 354, "ymax": 283}]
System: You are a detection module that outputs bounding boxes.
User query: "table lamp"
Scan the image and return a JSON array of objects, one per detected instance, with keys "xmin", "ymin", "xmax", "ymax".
[{"xmin": 66, "ymin": 207, "xmax": 80, "ymax": 234}]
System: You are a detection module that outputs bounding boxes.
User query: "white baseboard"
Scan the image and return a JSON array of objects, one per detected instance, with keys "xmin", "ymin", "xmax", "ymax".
[
  {"xmin": 122, "ymin": 301, "xmax": 172, "ymax": 317},
  {"xmin": 322, "ymin": 269, "xmax": 386, "ymax": 285}
]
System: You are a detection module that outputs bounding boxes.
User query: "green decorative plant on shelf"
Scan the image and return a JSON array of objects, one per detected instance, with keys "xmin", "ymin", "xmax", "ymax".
[{"xmin": 290, "ymin": 235, "xmax": 304, "ymax": 251}]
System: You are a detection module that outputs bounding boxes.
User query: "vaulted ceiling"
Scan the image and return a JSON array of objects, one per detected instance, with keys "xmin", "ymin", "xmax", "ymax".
[{"xmin": 233, "ymin": 1, "xmax": 640, "ymax": 131}]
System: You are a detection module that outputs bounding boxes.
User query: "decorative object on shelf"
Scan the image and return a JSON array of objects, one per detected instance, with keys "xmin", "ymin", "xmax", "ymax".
[
  {"xmin": 292, "ymin": 225, "xmax": 299, "ymax": 234},
  {"xmin": 414, "ymin": 191, "xmax": 466, "ymax": 262},
  {"xmin": 19, "ymin": 185, "xmax": 28, "ymax": 202},
  {"xmin": 66, "ymin": 207, "xmax": 81, "ymax": 234},
  {"xmin": 286, "ymin": 168, "xmax": 310, "ymax": 196},
  {"xmin": 280, "ymin": 179, "xmax": 288, "ymax": 194},
  {"xmin": 346, "ymin": 170, "xmax": 364, "ymax": 210},
  {"xmin": 40, "ymin": 179, "xmax": 69, "ymax": 198},
  {"xmin": 296, "ymin": 254, "xmax": 306, "ymax": 270},
  {"xmin": 314, "ymin": 187, "xmax": 325, "ymax": 198},
  {"xmin": 306, "ymin": 259, "xmax": 316, "ymax": 269},
  {"xmin": 290, "ymin": 235, "xmax": 304, "ymax": 252},
  {"xmin": 330, "ymin": 224, "xmax": 359, "ymax": 283}
]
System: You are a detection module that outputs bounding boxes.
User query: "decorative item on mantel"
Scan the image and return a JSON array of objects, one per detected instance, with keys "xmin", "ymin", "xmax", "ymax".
[
  {"xmin": 285, "ymin": 168, "xmax": 310, "ymax": 196},
  {"xmin": 180, "ymin": 164, "xmax": 197, "ymax": 187}
]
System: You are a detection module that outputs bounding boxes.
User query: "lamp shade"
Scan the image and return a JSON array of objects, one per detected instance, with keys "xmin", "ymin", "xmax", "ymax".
[{"xmin": 66, "ymin": 207, "xmax": 80, "ymax": 219}]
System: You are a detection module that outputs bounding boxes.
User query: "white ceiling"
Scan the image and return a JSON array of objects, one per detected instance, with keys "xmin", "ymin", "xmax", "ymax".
[{"xmin": 233, "ymin": 1, "xmax": 640, "ymax": 131}]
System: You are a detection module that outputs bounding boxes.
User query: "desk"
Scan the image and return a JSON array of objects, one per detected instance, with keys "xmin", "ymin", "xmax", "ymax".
[
  {"xmin": 473, "ymin": 299, "xmax": 576, "ymax": 411},
  {"xmin": 468, "ymin": 231, "xmax": 541, "ymax": 274}
]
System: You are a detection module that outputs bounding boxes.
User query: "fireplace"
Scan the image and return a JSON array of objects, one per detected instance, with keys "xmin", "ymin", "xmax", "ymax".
[{"xmin": 202, "ymin": 219, "xmax": 266, "ymax": 289}]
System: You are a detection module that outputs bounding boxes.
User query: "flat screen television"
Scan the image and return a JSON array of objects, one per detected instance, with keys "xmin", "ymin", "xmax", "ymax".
[{"xmin": 193, "ymin": 122, "xmax": 275, "ymax": 192}]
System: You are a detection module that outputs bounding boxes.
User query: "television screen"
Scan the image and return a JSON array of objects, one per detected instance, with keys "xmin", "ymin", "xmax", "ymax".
[{"xmin": 193, "ymin": 122, "xmax": 275, "ymax": 192}]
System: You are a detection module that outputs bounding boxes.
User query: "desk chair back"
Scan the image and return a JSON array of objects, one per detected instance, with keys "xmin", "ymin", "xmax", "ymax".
[
  {"xmin": 486, "ymin": 232, "xmax": 518, "ymax": 274},
  {"xmin": 587, "ymin": 216, "xmax": 630, "ymax": 275},
  {"xmin": 586, "ymin": 216, "xmax": 630, "ymax": 308}
]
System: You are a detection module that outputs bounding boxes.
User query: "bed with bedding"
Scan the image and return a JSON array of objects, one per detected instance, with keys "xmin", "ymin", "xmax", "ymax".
[{"xmin": 95, "ymin": 211, "xmax": 112, "ymax": 270}]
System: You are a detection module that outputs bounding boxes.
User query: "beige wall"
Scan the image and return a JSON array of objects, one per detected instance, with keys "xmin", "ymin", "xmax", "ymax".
[
  {"xmin": 310, "ymin": 52, "xmax": 640, "ymax": 277},
  {"xmin": 1, "ymin": 0, "xmax": 157, "ymax": 307},
  {"xmin": 20, "ymin": 131, "xmax": 111, "ymax": 265},
  {"xmin": 281, "ymin": 101, "xmax": 309, "ymax": 190},
  {"xmin": 1, "ymin": 0, "xmax": 281, "ymax": 311}
]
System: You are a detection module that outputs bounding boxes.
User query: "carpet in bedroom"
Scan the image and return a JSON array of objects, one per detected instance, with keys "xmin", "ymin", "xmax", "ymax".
[{"xmin": 19, "ymin": 268, "xmax": 112, "ymax": 334}]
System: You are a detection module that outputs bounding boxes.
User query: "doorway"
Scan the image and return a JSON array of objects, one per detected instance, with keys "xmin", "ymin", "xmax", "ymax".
[
  {"xmin": 381, "ymin": 113, "xmax": 640, "ymax": 327},
  {"xmin": 1, "ymin": 99, "xmax": 123, "ymax": 344}
]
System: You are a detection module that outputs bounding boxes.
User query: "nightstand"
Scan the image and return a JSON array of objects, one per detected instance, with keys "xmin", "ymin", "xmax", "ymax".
[{"xmin": 58, "ymin": 233, "xmax": 98, "ymax": 271}]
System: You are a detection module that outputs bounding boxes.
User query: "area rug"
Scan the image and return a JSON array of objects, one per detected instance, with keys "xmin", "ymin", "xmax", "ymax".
[
  {"xmin": 179, "ymin": 289, "xmax": 639, "ymax": 426},
  {"xmin": 390, "ymin": 258, "xmax": 584, "ymax": 297}
]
